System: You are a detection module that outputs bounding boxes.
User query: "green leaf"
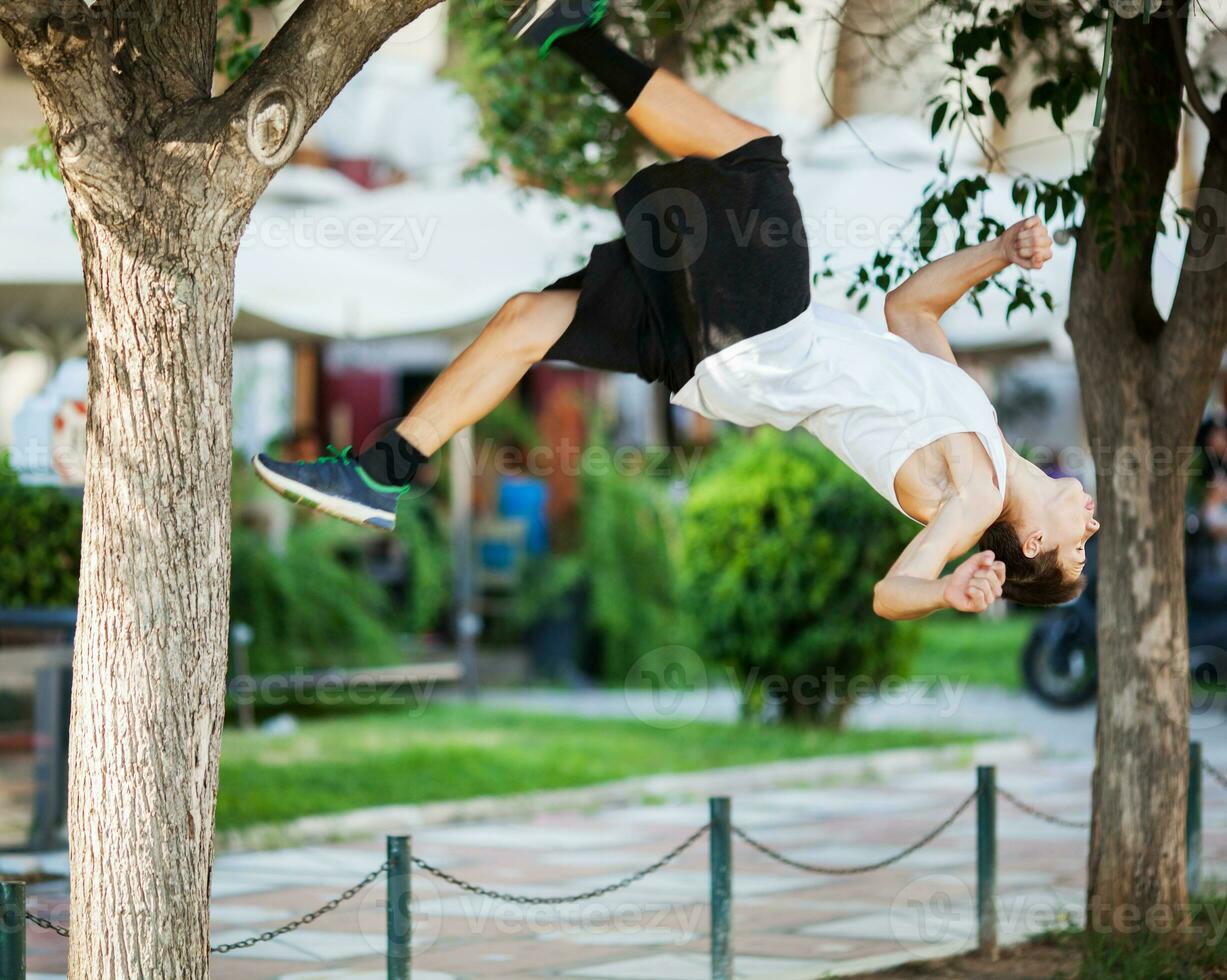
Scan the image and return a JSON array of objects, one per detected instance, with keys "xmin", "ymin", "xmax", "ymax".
[
  {"xmin": 989, "ymin": 89, "xmax": 1009, "ymax": 126},
  {"xmin": 931, "ymin": 101, "xmax": 949, "ymax": 137}
]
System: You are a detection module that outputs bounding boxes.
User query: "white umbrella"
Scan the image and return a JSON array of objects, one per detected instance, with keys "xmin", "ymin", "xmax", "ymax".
[
  {"xmin": 0, "ymin": 149, "xmax": 362, "ymax": 344},
  {"xmin": 234, "ymin": 174, "xmax": 618, "ymax": 341}
]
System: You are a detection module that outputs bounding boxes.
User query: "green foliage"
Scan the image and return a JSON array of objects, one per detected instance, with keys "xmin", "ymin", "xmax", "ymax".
[
  {"xmin": 912, "ymin": 611, "xmax": 1034, "ymax": 690},
  {"xmin": 215, "ymin": 0, "xmax": 280, "ymax": 81},
  {"xmin": 20, "ymin": 127, "xmax": 61, "ymax": 183},
  {"xmin": 508, "ymin": 436, "xmax": 689, "ymax": 682},
  {"xmin": 475, "ymin": 397, "xmax": 544, "ymax": 454},
  {"xmin": 230, "ymin": 519, "xmax": 405, "ymax": 675},
  {"xmin": 394, "ymin": 494, "xmax": 452, "ymax": 635},
  {"xmin": 680, "ymin": 429, "xmax": 917, "ymax": 725},
  {"xmin": 446, "ymin": 0, "xmax": 802, "ymax": 198},
  {"xmin": 0, "ymin": 453, "xmax": 82, "ymax": 608},
  {"xmin": 577, "ymin": 442, "xmax": 689, "ymax": 681},
  {"xmin": 1058, "ymin": 890, "xmax": 1227, "ymax": 979},
  {"xmin": 446, "ymin": 0, "xmax": 645, "ymax": 202},
  {"xmin": 510, "ymin": 551, "xmax": 588, "ymax": 630},
  {"xmin": 851, "ymin": 0, "xmax": 1198, "ymax": 304}
]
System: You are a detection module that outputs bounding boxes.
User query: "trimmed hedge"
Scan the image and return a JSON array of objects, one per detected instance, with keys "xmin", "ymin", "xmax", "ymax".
[{"xmin": 0, "ymin": 452, "xmax": 82, "ymax": 608}]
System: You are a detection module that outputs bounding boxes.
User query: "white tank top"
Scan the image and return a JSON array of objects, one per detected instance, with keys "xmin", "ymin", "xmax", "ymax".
[{"xmin": 670, "ymin": 300, "xmax": 1009, "ymax": 522}]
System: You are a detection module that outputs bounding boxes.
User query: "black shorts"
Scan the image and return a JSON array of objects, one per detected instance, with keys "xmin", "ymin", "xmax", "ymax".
[{"xmin": 543, "ymin": 134, "xmax": 811, "ymax": 393}]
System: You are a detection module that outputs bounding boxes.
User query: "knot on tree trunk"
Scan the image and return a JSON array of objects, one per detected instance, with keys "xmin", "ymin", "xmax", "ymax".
[{"xmin": 244, "ymin": 86, "xmax": 304, "ymax": 169}]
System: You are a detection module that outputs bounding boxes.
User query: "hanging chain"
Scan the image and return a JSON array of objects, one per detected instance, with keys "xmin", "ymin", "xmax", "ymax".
[
  {"xmin": 996, "ymin": 787, "xmax": 1091, "ymax": 829},
  {"xmin": 35, "ymin": 761, "xmax": 1217, "ymax": 947},
  {"xmin": 732, "ymin": 789, "xmax": 978, "ymax": 875},
  {"xmin": 209, "ymin": 861, "xmax": 389, "ymax": 953},
  {"xmin": 24, "ymin": 910, "xmax": 69, "ymax": 938},
  {"xmin": 25, "ymin": 861, "xmax": 390, "ymax": 952},
  {"xmin": 411, "ymin": 824, "xmax": 710, "ymax": 905},
  {"xmin": 1204, "ymin": 758, "xmax": 1227, "ymax": 792}
]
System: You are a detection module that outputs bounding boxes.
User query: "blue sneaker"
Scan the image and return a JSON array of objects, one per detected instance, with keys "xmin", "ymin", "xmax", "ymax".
[
  {"xmin": 509, "ymin": 0, "xmax": 606, "ymax": 57},
  {"xmin": 252, "ymin": 445, "xmax": 405, "ymax": 531}
]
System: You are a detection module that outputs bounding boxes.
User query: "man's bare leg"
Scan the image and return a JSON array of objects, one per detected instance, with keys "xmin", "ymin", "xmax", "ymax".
[
  {"xmin": 625, "ymin": 70, "xmax": 771, "ymax": 160},
  {"xmin": 395, "ymin": 290, "xmax": 578, "ymax": 456},
  {"xmin": 252, "ymin": 289, "xmax": 578, "ymax": 529}
]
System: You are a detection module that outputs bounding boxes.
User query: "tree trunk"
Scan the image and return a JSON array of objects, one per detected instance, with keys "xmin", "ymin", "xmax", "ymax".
[
  {"xmin": 1077, "ymin": 348, "xmax": 1192, "ymax": 935},
  {"xmin": 67, "ymin": 202, "xmax": 237, "ymax": 977},
  {"xmin": 1067, "ymin": 12, "xmax": 1195, "ymax": 937}
]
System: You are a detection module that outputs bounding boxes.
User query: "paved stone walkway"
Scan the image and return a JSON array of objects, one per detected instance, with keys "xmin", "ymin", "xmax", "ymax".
[{"xmin": 22, "ymin": 746, "xmax": 1227, "ymax": 979}]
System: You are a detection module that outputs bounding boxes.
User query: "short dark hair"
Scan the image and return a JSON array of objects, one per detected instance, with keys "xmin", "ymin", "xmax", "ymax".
[{"xmin": 978, "ymin": 519, "xmax": 1086, "ymax": 607}]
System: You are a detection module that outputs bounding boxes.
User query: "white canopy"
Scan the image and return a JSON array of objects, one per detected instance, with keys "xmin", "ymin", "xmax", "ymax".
[{"xmin": 234, "ymin": 175, "xmax": 618, "ymax": 341}]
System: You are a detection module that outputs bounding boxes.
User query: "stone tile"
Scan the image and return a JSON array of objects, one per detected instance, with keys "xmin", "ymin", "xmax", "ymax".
[
  {"xmin": 209, "ymin": 902, "xmax": 297, "ymax": 924},
  {"xmin": 536, "ymin": 925, "xmax": 699, "ymax": 947},
  {"xmin": 208, "ymin": 928, "xmax": 385, "ymax": 962},
  {"xmin": 212, "ymin": 958, "xmax": 345, "ymax": 980},
  {"xmin": 276, "ymin": 970, "xmax": 453, "ymax": 980},
  {"xmin": 422, "ymin": 826, "xmax": 648, "ymax": 851},
  {"xmin": 564, "ymin": 951, "xmax": 839, "ymax": 979},
  {"xmin": 800, "ymin": 907, "xmax": 978, "ymax": 946}
]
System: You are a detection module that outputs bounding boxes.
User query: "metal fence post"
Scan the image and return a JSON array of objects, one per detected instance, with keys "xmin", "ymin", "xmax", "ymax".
[
  {"xmin": 709, "ymin": 797, "xmax": 732, "ymax": 980},
  {"xmin": 976, "ymin": 766, "xmax": 997, "ymax": 957},
  {"xmin": 387, "ymin": 835, "xmax": 411, "ymax": 980},
  {"xmin": 0, "ymin": 880, "xmax": 26, "ymax": 980},
  {"xmin": 1188, "ymin": 742, "xmax": 1202, "ymax": 899}
]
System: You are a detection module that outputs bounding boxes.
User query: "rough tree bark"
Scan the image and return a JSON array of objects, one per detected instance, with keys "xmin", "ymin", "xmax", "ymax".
[
  {"xmin": 1070, "ymin": 8, "xmax": 1227, "ymax": 935},
  {"xmin": 0, "ymin": 0, "xmax": 441, "ymax": 974}
]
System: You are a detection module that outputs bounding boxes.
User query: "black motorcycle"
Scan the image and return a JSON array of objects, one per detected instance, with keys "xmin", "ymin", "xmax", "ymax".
[{"xmin": 1021, "ymin": 522, "xmax": 1227, "ymax": 708}]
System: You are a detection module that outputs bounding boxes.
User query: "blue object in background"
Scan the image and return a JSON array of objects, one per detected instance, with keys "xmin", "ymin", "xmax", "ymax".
[
  {"xmin": 499, "ymin": 476, "xmax": 549, "ymax": 554},
  {"xmin": 479, "ymin": 475, "xmax": 549, "ymax": 572}
]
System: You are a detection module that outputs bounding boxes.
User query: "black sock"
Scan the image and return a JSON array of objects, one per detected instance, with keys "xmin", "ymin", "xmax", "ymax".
[
  {"xmin": 553, "ymin": 24, "xmax": 655, "ymax": 111},
  {"xmin": 358, "ymin": 431, "xmax": 428, "ymax": 489}
]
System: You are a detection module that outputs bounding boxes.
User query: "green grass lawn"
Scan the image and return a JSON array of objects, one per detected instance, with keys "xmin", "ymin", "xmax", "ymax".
[
  {"xmin": 911, "ymin": 611, "xmax": 1036, "ymax": 691},
  {"xmin": 216, "ymin": 704, "xmax": 979, "ymax": 831}
]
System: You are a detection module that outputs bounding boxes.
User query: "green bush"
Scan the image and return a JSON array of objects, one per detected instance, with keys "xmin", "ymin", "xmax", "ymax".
[
  {"xmin": 230, "ymin": 519, "xmax": 406, "ymax": 675},
  {"xmin": 0, "ymin": 452, "xmax": 82, "ymax": 608},
  {"xmin": 394, "ymin": 494, "xmax": 451, "ymax": 636},
  {"xmin": 578, "ymin": 449, "xmax": 689, "ymax": 682},
  {"xmin": 681, "ymin": 429, "xmax": 917, "ymax": 726}
]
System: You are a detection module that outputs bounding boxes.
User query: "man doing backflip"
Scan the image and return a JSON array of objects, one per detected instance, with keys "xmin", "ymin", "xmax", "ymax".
[{"xmin": 254, "ymin": 0, "xmax": 1099, "ymax": 620}]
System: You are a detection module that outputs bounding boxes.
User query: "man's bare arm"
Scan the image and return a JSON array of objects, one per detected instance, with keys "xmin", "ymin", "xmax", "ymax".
[
  {"xmin": 872, "ymin": 494, "xmax": 1005, "ymax": 620},
  {"xmin": 883, "ymin": 217, "xmax": 1054, "ymax": 365}
]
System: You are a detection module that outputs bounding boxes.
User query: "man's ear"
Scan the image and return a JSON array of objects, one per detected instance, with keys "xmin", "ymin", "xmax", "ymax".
[{"xmin": 1021, "ymin": 528, "xmax": 1044, "ymax": 559}]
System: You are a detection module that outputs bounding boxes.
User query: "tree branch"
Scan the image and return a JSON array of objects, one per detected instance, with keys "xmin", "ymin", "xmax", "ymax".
[
  {"xmin": 1168, "ymin": 4, "xmax": 1227, "ymax": 148},
  {"xmin": 1159, "ymin": 90, "xmax": 1227, "ymax": 440},
  {"xmin": 195, "ymin": 0, "xmax": 444, "ymax": 182}
]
